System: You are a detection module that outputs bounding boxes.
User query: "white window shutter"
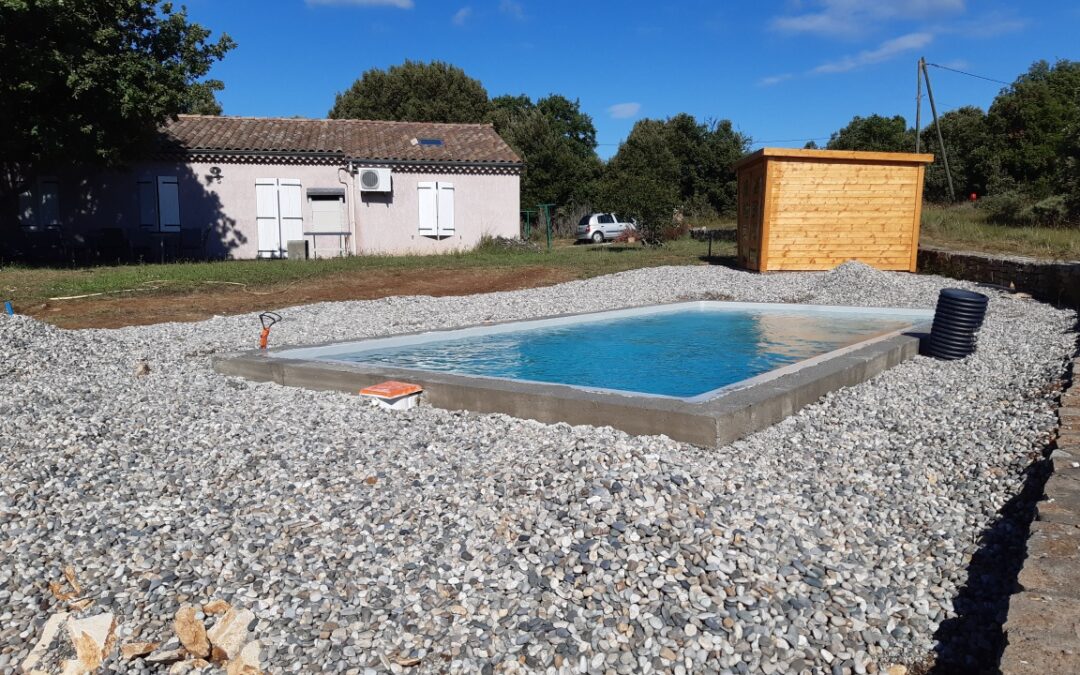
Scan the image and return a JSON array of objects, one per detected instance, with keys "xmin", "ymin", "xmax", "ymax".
[
  {"xmin": 157, "ymin": 176, "xmax": 181, "ymax": 231},
  {"xmin": 418, "ymin": 181, "xmax": 437, "ymax": 235},
  {"xmin": 138, "ymin": 179, "xmax": 157, "ymax": 228},
  {"xmin": 38, "ymin": 179, "xmax": 60, "ymax": 226},
  {"xmin": 437, "ymin": 182, "xmax": 455, "ymax": 236},
  {"xmin": 255, "ymin": 178, "xmax": 281, "ymax": 257},
  {"xmin": 278, "ymin": 179, "xmax": 304, "ymax": 251},
  {"xmin": 18, "ymin": 190, "xmax": 35, "ymax": 228}
]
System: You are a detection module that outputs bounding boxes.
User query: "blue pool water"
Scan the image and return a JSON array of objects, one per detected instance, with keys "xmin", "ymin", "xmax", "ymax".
[{"xmin": 320, "ymin": 306, "xmax": 924, "ymax": 399}]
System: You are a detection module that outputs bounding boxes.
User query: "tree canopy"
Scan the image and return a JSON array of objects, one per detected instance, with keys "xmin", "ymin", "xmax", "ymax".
[
  {"xmin": 490, "ymin": 94, "xmax": 601, "ymax": 208},
  {"xmin": 0, "ymin": 0, "xmax": 234, "ymax": 226},
  {"xmin": 329, "ymin": 60, "xmax": 492, "ymax": 123},
  {"xmin": 826, "ymin": 114, "xmax": 914, "ymax": 153},
  {"xmin": 598, "ymin": 114, "xmax": 750, "ymax": 239}
]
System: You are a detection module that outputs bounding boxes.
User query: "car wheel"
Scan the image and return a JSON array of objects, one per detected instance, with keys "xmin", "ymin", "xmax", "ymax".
[{"xmin": 591, "ymin": 231, "xmax": 604, "ymax": 244}]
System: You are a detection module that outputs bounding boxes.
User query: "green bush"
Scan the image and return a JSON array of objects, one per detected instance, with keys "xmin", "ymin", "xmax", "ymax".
[
  {"xmin": 978, "ymin": 191, "xmax": 1077, "ymax": 228},
  {"xmin": 977, "ymin": 190, "xmax": 1029, "ymax": 225}
]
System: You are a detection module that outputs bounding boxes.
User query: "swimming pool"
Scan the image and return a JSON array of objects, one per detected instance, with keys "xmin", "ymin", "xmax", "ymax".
[{"xmin": 216, "ymin": 301, "xmax": 932, "ymax": 445}]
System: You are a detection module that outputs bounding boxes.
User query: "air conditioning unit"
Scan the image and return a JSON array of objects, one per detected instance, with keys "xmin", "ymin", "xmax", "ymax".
[{"xmin": 358, "ymin": 167, "xmax": 392, "ymax": 192}]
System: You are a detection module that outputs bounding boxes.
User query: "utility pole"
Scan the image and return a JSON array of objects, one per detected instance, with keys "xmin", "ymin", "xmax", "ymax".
[
  {"xmin": 915, "ymin": 58, "xmax": 923, "ymax": 153},
  {"xmin": 921, "ymin": 58, "xmax": 955, "ymax": 201}
]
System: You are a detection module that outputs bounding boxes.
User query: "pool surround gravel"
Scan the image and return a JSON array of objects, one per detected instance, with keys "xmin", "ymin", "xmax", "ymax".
[{"xmin": 0, "ymin": 261, "xmax": 1075, "ymax": 674}]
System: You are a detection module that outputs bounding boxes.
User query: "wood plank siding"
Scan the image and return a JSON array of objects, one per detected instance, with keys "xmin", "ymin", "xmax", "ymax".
[{"xmin": 732, "ymin": 148, "xmax": 934, "ymax": 272}]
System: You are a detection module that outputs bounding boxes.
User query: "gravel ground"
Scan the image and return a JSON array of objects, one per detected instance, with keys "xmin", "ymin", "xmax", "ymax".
[{"xmin": 0, "ymin": 262, "xmax": 1075, "ymax": 675}]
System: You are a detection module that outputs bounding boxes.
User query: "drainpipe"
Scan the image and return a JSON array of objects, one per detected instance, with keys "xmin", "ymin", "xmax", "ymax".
[{"xmin": 339, "ymin": 162, "xmax": 356, "ymax": 255}]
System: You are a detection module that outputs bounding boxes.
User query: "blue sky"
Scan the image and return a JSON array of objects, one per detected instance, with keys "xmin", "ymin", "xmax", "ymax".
[{"xmin": 185, "ymin": 0, "xmax": 1078, "ymax": 158}]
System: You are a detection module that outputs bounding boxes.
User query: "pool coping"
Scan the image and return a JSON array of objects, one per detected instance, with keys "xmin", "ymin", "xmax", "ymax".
[{"xmin": 212, "ymin": 301, "xmax": 931, "ymax": 447}]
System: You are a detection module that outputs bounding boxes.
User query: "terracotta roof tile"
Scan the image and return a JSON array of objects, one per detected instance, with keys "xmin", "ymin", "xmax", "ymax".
[{"xmin": 160, "ymin": 115, "xmax": 521, "ymax": 164}]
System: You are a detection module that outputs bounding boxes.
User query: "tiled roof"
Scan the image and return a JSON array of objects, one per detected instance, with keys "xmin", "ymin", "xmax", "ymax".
[{"xmin": 159, "ymin": 115, "xmax": 522, "ymax": 164}]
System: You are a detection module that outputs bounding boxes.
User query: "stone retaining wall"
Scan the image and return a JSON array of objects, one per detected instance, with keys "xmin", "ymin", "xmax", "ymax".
[
  {"xmin": 1000, "ymin": 355, "xmax": 1080, "ymax": 674},
  {"xmin": 917, "ymin": 247, "xmax": 1080, "ymax": 309}
]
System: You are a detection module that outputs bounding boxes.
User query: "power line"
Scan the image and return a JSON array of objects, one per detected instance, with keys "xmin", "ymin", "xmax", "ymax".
[{"xmin": 925, "ymin": 62, "xmax": 1011, "ymax": 86}]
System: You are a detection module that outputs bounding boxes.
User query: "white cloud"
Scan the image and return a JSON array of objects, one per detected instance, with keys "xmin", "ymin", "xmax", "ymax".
[
  {"xmin": 306, "ymin": 0, "xmax": 413, "ymax": 7},
  {"xmin": 771, "ymin": 0, "xmax": 964, "ymax": 37},
  {"xmin": 452, "ymin": 6, "xmax": 472, "ymax": 26},
  {"xmin": 500, "ymin": 0, "xmax": 525, "ymax": 20},
  {"xmin": 812, "ymin": 32, "xmax": 933, "ymax": 74},
  {"xmin": 607, "ymin": 102, "xmax": 641, "ymax": 119},
  {"xmin": 758, "ymin": 73, "xmax": 793, "ymax": 87}
]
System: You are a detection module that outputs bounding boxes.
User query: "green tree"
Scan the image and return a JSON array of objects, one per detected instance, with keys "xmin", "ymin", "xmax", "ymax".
[
  {"xmin": 919, "ymin": 106, "xmax": 995, "ymax": 201},
  {"xmin": 598, "ymin": 114, "xmax": 749, "ymax": 241},
  {"xmin": 329, "ymin": 60, "xmax": 492, "ymax": 123},
  {"xmin": 598, "ymin": 120, "xmax": 681, "ymax": 242},
  {"xmin": 826, "ymin": 114, "xmax": 915, "ymax": 153},
  {"xmin": 0, "ymin": 0, "xmax": 234, "ymax": 223},
  {"xmin": 491, "ymin": 94, "xmax": 601, "ymax": 208},
  {"xmin": 181, "ymin": 79, "xmax": 227, "ymax": 115},
  {"xmin": 986, "ymin": 59, "xmax": 1080, "ymax": 199}
]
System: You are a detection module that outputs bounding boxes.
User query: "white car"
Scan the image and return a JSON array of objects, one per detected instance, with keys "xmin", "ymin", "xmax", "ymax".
[{"xmin": 575, "ymin": 213, "xmax": 637, "ymax": 243}]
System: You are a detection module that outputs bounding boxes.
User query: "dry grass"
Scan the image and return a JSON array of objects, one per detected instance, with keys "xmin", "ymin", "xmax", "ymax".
[{"xmin": 920, "ymin": 204, "xmax": 1080, "ymax": 261}]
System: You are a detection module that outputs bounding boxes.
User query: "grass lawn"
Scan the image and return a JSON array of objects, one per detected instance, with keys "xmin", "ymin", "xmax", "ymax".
[
  {"xmin": 920, "ymin": 204, "xmax": 1080, "ymax": 260},
  {"xmin": 0, "ymin": 237, "xmax": 736, "ymax": 327}
]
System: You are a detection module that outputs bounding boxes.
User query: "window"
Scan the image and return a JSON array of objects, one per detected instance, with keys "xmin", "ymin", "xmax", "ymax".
[
  {"xmin": 578, "ymin": 215, "xmax": 591, "ymax": 227},
  {"xmin": 18, "ymin": 178, "xmax": 60, "ymax": 229},
  {"xmin": 598, "ymin": 214, "xmax": 615, "ymax": 224},
  {"xmin": 418, "ymin": 138, "xmax": 444, "ymax": 146},
  {"xmin": 138, "ymin": 176, "xmax": 181, "ymax": 232},
  {"xmin": 417, "ymin": 181, "xmax": 455, "ymax": 237}
]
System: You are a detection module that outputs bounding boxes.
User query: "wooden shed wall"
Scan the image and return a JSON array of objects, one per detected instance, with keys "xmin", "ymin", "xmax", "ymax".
[
  {"xmin": 733, "ymin": 149, "xmax": 934, "ymax": 273},
  {"xmin": 764, "ymin": 158, "xmax": 925, "ymax": 271}
]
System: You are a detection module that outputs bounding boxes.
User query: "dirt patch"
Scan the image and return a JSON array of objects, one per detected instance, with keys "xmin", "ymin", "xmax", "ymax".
[{"xmin": 25, "ymin": 265, "xmax": 577, "ymax": 329}]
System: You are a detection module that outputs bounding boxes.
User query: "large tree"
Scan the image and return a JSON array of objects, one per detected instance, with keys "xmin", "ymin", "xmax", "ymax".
[
  {"xmin": 919, "ymin": 106, "xmax": 995, "ymax": 201},
  {"xmin": 0, "ymin": 0, "xmax": 234, "ymax": 223},
  {"xmin": 329, "ymin": 60, "xmax": 492, "ymax": 123},
  {"xmin": 599, "ymin": 114, "xmax": 749, "ymax": 240},
  {"xmin": 490, "ymin": 94, "xmax": 601, "ymax": 208},
  {"xmin": 826, "ymin": 114, "xmax": 914, "ymax": 153},
  {"xmin": 986, "ymin": 59, "xmax": 1080, "ymax": 199}
]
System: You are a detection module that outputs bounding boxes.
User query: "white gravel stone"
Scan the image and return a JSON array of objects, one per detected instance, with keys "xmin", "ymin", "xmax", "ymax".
[{"xmin": 0, "ymin": 261, "xmax": 1074, "ymax": 674}]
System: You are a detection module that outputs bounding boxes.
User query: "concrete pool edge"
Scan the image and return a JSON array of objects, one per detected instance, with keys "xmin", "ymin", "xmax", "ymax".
[{"xmin": 213, "ymin": 328, "xmax": 926, "ymax": 447}]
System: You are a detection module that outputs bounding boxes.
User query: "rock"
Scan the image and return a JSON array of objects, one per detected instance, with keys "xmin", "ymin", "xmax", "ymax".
[
  {"xmin": 121, "ymin": 642, "xmax": 160, "ymax": 659},
  {"xmin": 175, "ymin": 604, "xmax": 211, "ymax": 658},
  {"xmin": 64, "ymin": 612, "xmax": 117, "ymax": 672},
  {"xmin": 660, "ymin": 647, "xmax": 677, "ymax": 661},
  {"xmin": 135, "ymin": 361, "xmax": 151, "ymax": 377},
  {"xmin": 226, "ymin": 640, "xmax": 262, "ymax": 675},
  {"xmin": 203, "ymin": 599, "xmax": 231, "ymax": 615},
  {"xmin": 885, "ymin": 667, "xmax": 908, "ymax": 675},
  {"xmin": 20, "ymin": 612, "xmax": 69, "ymax": 673},
  {"xmin": 146, "ymin": 648, "xmax": 189, "ymax": 664},
  {"xmin": 207, "ymin": 607, "xmax": 255, "ymax": 662}
]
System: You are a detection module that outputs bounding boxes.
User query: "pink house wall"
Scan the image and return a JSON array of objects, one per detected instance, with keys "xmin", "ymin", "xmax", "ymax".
[{"xmin": 50, "ymin": 160, "xmax": 520, "ymax": 259}]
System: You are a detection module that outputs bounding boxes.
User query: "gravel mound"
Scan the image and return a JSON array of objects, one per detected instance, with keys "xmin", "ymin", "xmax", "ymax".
[{"xmin": 0, "ymin": 262, "xmax": 1075, "ymax": 674}]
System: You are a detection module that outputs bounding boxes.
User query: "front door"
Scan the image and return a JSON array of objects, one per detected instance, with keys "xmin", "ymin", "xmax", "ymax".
[{"xmin": 255, "ymin": 178, "xmax": 303, "ymax": 258}]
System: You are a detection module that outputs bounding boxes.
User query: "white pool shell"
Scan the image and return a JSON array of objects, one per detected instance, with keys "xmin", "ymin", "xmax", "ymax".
[{"xmin": 272, "ymin": 301, "xmax": 934, "ymax": 403}]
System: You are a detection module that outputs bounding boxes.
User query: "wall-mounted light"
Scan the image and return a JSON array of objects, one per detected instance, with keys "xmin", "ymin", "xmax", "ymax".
[{"xmin": 208, "ymin": 166, "xmax": 223, "ymax": 183}]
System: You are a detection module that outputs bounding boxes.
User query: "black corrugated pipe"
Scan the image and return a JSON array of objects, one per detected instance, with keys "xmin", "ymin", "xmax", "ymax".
[{"xmin": 922, "ymin": 288, "xmax": 989, "ymax": 360}]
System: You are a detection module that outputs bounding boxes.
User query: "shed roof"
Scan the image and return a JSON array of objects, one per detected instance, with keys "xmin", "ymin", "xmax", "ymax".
[
  {"xmin": 732, "ymin": 147, "xmax": 934, "ymax": 171},
  {"xmin": 159, "ymin": 115, "xmax": 522, "ymax": 165}
]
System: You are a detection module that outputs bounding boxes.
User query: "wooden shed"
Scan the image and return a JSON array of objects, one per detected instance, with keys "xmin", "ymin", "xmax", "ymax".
[{"xmin": 732, "ymin": 148, "xmax": 934, "ymax": 272}]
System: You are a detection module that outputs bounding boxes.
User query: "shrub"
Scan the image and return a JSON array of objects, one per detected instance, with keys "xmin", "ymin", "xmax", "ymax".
[{"xmin": 977, "ymin": 190, "xmax": 1029, "ymax": 225}]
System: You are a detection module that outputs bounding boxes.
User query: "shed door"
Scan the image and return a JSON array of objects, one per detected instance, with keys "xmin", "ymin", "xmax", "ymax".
[{"xmin": 736, "ymin": 164, "xmax": 766, "ymax": 270}]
